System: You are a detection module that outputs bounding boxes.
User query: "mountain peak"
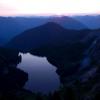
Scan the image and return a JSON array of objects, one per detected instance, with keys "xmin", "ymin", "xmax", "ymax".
[
  {"xmin": 45, "ymin": 22, "xmax": 60, "ymax": 25},
  {"xmin": 39, "ymin": 22, "xmax": 65, "ymax": 30}
]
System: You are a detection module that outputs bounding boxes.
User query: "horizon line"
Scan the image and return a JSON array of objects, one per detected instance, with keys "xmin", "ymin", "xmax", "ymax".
[{"xmin": 0, "ymin": 13, "xmax": 100, "ymax": 17}]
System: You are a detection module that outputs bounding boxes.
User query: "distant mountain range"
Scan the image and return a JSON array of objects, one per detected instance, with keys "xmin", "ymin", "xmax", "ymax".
[
  {"xmin": 0, "ymin": 16, "xmax": 86, "ymax": 45},
  {"xmin": 1, "ymin": 15, "xmax": 100, "ymax": 46},
  {"xmin": 49, "ymin": 16, "xmax": 87, "ymax": 29},
  {"xmin": 7, "ymin": 22, "xmax": 99, "ymax": 51},
  {"xmin": 73, "ymin": 15, "xmax": 100, "ymax": 29},
  {"xmin": 0, "ymin": 17, "xmax": 48, "ymax": 45}
]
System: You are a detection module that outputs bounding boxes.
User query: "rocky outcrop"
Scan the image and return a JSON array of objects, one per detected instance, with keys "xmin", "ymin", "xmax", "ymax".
[{"xmin": 0, "ymin": 48, "xmax": 28, "ymax": 99}]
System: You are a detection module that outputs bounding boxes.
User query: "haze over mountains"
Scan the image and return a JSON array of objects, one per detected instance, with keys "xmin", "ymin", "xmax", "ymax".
[
  {"xmin": 0, "ymin": 16, "xmax": 87, "ymax": 46},
  {"xmin": 73, "ymin": 15, "xmax": 100, "ymax": 29},
  {"xmin": 0, "ymin": 15, "xmax": 100, "ymax": 46},
  {"xmin": 0, "ymin": 17, "xmax": 48, "ymax": 45},
  {"xmin": 49, "ymin": 16, "xmax": 87, "ymax": 29}
]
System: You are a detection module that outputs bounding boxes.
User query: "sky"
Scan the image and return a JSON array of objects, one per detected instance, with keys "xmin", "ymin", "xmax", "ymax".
[{"xmin": 0, "ymin": 0, "xmax": 100, "ymax": 16}]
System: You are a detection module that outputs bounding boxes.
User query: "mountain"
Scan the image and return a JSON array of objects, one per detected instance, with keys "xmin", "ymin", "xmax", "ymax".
[
  {"xmin": 30, "ymin": 35, "xmax": 100, "ymax": 100},
  {"xmin": 0, "ymin": 37, "xmax": 6, "ymax": 46},
  {"xmin": 73, "ymin": 15, "xmax": 100, "ymax": 29},
  {"xmin": 0, "ymin": 17, "xmax": 48, "ymax": 45},
  {"xmin": 50, "ymin": 16, "xmax": 87, "ymax": 29},
  {"xmin": 6, "ymin": 22, "xmax": 90, "ymax": 51},
  {"xmin": 0, "ymin": 16, "xmax": 86, "ymax": 46}
]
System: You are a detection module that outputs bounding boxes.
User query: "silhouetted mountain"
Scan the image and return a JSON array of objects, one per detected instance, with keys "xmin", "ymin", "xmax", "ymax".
[
  {"xmin": 73, "ymin": 15, "xmax": 100, "ymax": 29},
  {"xmin": 0, "ymin": 16, "xmax": 87, "ymax": 46},
  {"xmin": 6, "ymin": 22, "xmax": 89, "ymax": 51}
]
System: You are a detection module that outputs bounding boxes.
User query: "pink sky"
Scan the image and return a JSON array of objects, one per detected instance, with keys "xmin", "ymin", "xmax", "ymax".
[{"xmin": 0, "ymin": 0, "xmax": 100, "ymax": 16}]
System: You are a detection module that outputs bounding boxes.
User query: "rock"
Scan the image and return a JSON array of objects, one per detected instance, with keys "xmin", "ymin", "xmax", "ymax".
[{"xmin": 0, "ymin": 68, "xmax": 28, "ymax": 93}]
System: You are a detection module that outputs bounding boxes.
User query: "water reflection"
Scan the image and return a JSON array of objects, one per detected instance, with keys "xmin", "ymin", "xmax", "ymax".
[{"xmin": 17, "ymin": 53, "xmax": 60, "ymax": 94}]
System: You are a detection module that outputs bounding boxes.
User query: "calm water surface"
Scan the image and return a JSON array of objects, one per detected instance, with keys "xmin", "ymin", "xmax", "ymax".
[{"xmin": 17, "ymin": 53, "xmax": 60, "ymax": 94}]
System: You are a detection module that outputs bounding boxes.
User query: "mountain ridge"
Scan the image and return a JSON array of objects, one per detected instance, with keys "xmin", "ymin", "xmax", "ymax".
[
  {"xmin": 0, "ymin": 16, "xmax": 87, "ymax": 46},
  {"xmin": 6, "ymin": 22, "xmax": 93, "ymax": 51}
]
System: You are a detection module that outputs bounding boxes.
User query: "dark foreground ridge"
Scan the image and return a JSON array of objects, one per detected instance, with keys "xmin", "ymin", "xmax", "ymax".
[
  {"xmin": 0, "ymin": 48, "xmax": 29, "ymax": 100},
  {"xmin": 30, "ymin": 37, "xmax": 100, "ymax": 100}
]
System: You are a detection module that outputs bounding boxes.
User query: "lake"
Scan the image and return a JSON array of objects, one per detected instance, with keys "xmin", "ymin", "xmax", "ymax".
[{"xmin": 17, "ymin": 53, "xmax": 60, "ymax": 94}]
